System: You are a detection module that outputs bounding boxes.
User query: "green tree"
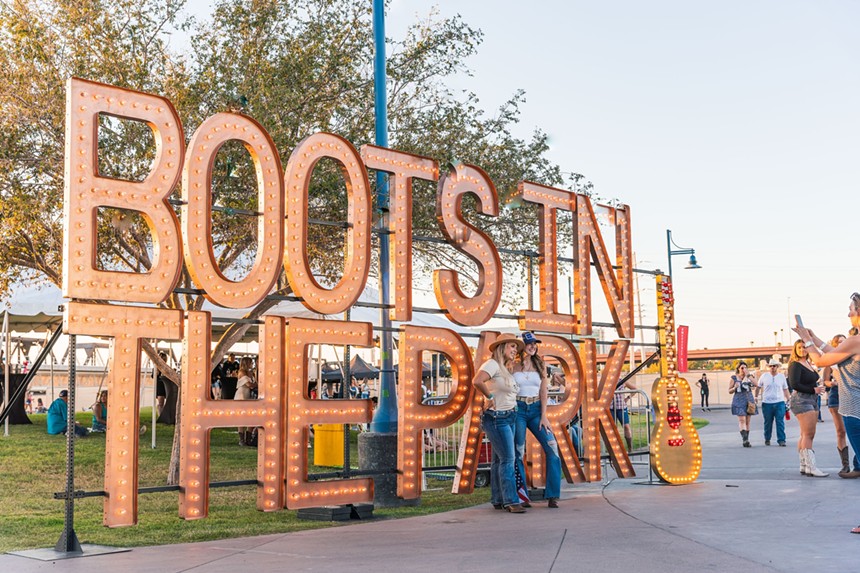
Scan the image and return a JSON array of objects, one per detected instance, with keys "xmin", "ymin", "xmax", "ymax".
[{"xmin": 1, "ymin": 0, "xmax": 568, "ymax": 482}]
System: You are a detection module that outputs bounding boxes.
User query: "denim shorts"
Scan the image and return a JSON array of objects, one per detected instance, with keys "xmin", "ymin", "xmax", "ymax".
[
  {"xmin": 827, "ymin": 387, "xmax": 839, "ymax": 409},
  {"xmin": 790, "ymin": 392, "xmax": 819, "ymax": 415},
  {"xmin": 610, "ymin": 407, "xmax": 630, "ymax": 425}
]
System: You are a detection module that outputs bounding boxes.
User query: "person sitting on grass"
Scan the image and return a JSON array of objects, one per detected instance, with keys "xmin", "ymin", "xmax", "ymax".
[
  {"xmin": 91, "ymin": 390, "xmax": 108, "ymax": 432},
  {"xmin": 47, "ymin": 390, "xmax": 88, "ymax": 437}
]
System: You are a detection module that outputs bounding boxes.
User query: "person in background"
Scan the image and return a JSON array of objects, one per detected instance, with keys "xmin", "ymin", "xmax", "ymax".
[
  {"xmin": 210, "ymin": 360, "xmax": 223, "ymax": 400},
  {"xmin": 785, "ymin": 339, "xmax": 828, "ymax": 476},
  {"xmin": 47, "ymin": 390, "xmax": 88, "ymax": 437},
  {"xmin": 91, "ymin": 389, "xmax": 108, "ymax": 432},
  {"xmin": 610, "ymin": 378, "xmax": 638, "ymax": 451},
  {"xmin": 473, "ymin": 333, "xmax": 526, "ymax": 513},
  {"xmin": 512, "ymin": 332, "xmax": 562, "ymax": 509},
  {"xmin": 758, "ymin": 359, "xmax": 790, "ymax": 446},
  {"xmin": 35, "ymin": 397, "xmax": 46, "ymax": 413},
  {"xmin": 822, "ymin": 334, "xmax": 849, "ymax": 474},
  {"xmin": 155, "ymin": 351, "xmax": 169, "ymax": 416},
  {"xmin": 729, "ymin": 361, "xmax": 760, "ymax": 447},
  {"xmin": 696, "ymin": 373, "xmax": 711, "ymax": 411},
  {"xmin": 234, "ymin": 356, "xmax": 257, "ymax": 446},
  {"xmin": 221, "ymin": 353, "xmax": 239, "ymax": 400}
]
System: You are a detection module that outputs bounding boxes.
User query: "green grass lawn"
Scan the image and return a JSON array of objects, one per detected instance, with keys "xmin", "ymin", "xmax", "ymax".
[
  {"xmin": 627, "ymin": 411, "xmax": 709, "ymax": 450},
  {"xmin": 0, "ymin": 408, "xmax": 489, "ymax": 553},
  {"xmin": 0, "ymin": 409, "xmax": 709, "ymax": 553}
]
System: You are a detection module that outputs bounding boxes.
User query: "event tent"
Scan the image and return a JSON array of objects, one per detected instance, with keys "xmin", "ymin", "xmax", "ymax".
[{"xmin": 0, "ymin": 285, "xmax": 64, "ymax": 333}]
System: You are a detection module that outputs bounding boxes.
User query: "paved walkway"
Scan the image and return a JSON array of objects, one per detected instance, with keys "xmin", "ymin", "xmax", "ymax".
[{"xmin": 3, "ymin": 407, "xmax": 859, "ymax": 572}]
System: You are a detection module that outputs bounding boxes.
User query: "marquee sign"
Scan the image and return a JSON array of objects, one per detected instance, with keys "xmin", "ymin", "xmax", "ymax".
[{"xmin": 59, "ymin": 77, "xmax": 693, "ymax": 527}]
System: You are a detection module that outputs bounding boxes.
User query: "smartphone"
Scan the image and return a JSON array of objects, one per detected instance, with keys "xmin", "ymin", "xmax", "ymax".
[{"xmin": 795, "ymin": 314, "xmax": 804, "ymax": 328}]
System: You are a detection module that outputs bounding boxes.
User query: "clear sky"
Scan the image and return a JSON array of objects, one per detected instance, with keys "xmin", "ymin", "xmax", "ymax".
[
  {"xmin": 182, "ymin": 0, "xmax": 860, "ymax": 351},
  {"xmin": 385, "ymin": 0, "xmax": 860, "ymax": 350}
]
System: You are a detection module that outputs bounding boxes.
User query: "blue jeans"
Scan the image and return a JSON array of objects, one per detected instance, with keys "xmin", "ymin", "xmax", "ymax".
[
  {"xmin": 482, "ymin": 409, "xmax": 518, "ymax": 506},
  {"xmin": 842, "ymin": 415, "xmax": 860, "ymax": 471},
  {"xmin": 762, "ymin": 402, "xmax": 786, "ymax": 443},
  {"xmin": 515, "ymin": 401, "xmax": 561, "ymax": 499},
  {"xmin": 569, "ymin": 422, "xmax": 582, "ymax": 457}
]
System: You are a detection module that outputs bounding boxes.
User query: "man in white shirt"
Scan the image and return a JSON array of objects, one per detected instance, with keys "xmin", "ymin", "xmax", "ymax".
[{"xmin": 759, "ymin": 358, "xmax": 791, "ymax": 446}]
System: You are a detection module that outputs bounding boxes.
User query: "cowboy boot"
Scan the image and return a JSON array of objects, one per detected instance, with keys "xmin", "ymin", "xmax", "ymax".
[
  {"xmin": 740, "ymin": 431, "xmax": 746, "ymax": 447},
  {"xmin": 804, "ymin": 449, "xmax": 829, "ymax": 478},
  {"xmin": 799, "ymin": 450, "xmax": 808, "ymax": 475},
  {"xmin": 625, "ymin": 436, "xmax": 633, "ymax": 451},
  {"xmin": 741, "ymin": 430, "xmax": 751, "ymax": 447},
  {"xmin": 839, "ymin": 446, "xmax": 850, "ymax": 474}
]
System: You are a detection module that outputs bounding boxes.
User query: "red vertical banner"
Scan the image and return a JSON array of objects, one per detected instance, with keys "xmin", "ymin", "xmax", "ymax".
[{"xmin": 677, "ymin": 325, "xmax": 689, "ymax": 372}]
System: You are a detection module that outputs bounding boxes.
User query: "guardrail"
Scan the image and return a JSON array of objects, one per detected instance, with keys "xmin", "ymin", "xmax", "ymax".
[{"xmin": 421, "ymin": 388, "xmax": 655, "ymax": 490}]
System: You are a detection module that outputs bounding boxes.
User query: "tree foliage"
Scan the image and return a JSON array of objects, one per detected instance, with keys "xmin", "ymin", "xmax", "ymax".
[
  {"xmin": 1, "ymin": 0, "xmax": 580, "ymax": 483},
  {"xmin": 1, "ymin": 0, "xmax": 567, "ymax": 308}
]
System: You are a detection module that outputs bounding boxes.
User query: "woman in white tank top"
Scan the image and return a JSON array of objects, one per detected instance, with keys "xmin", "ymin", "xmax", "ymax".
[{"xmin": 511, "ymin": 332, "xmax": 562, "ymax": 508}]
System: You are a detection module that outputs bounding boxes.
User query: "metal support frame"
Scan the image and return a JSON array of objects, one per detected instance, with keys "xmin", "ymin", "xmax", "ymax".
[{"xmin": 55, "ymin": 334, "xmax": 81, "ymax": 553}]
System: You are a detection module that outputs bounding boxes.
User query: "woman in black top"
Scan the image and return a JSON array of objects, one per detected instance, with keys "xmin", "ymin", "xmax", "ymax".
[
  {"xmin": 696, "ymin": 374, "xmax": 711, "ymax": 411},
  {"xmin": 787, "ymin": 339, "xmax": 828, "ymax": 477}
]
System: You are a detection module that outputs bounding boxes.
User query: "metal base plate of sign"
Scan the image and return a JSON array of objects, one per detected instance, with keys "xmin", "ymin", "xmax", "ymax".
[{"xmin": 9, "ymin": 544, "xmax": 131, "ymax": 562}]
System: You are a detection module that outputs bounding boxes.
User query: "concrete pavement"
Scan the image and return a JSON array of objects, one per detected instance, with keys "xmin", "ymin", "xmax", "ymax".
[{"xmin": 3, "ymin": 407, "xmax": 859, "ymax": 572}]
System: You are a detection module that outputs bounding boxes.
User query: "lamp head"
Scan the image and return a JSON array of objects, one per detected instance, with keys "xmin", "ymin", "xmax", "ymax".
[{"xmin": 685, "ymin": 254, "xmax": 702, "ymax": 270}]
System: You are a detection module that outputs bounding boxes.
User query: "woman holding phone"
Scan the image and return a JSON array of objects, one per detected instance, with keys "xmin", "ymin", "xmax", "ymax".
[
  {"xmin": 786, "ymin": 338, "xmax": 828, "ymax": 477},
  {"xmin": 794, "ymin": 295, "xmax": 860, "ymax": 529}
]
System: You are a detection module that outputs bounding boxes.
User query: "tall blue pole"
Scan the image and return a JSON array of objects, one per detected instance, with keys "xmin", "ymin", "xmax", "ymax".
[{"xmin": 370, "ymin": 0, "xmax": 397, "ymax": 433}]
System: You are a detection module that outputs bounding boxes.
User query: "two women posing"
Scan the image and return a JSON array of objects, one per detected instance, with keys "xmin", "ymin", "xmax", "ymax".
[{"xmin": 473, "ymin": 332, "xmax": 563, "ymax": 513}]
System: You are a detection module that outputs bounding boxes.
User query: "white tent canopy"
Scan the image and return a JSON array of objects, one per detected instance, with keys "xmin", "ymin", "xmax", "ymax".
[{"xmin": 0, "ymin": 285, "xmax": 64, "ymax": 333}]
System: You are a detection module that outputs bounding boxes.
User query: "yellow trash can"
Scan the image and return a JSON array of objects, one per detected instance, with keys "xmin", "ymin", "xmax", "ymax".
[{"xmin": 313, "ymin": 423, "xmax": 344, "ymax": 467}]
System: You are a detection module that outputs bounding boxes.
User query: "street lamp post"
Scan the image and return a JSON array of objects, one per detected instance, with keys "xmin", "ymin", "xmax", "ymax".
[{"xmin": 666, "ymin": 229, "xmax": 702, "ymax": 281}]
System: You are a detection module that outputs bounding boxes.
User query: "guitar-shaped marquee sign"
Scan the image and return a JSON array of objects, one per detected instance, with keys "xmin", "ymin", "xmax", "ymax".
[{"xmin": 649, "ymin": 274, "xmax": 702, "ymax": 484}]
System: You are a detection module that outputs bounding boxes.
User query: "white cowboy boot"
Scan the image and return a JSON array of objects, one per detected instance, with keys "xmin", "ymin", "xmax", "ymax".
[
  {"xmin": 804, "ymin": 449, "xmax": 829, "ymax": 478},
  {"xmin": 799, "ymin": 450, "xmax": 808, "ymax": 475}
]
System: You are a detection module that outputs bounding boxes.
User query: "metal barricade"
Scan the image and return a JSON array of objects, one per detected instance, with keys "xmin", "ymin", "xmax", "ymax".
[
  {"xmin": 420, "ymin": 388, "xmax": 655, "ymax": 489},
  {"xmin": 420, "ymin": 396, "xmax": 493, "ymax": 489},
  {"xmin": 601, "ymin": 388, "xmax": 653, "ymax": 483}
]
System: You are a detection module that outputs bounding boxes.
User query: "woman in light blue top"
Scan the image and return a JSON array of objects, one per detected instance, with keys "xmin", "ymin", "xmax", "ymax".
[{"xmin": 512, "ymin": 331, "xmax": 562, "ymax": 508}]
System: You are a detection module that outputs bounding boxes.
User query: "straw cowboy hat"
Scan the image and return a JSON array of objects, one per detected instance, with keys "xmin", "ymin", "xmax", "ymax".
[{"xmin": 488, "ymin": 333, "xmax": 525, "ymax": 353}]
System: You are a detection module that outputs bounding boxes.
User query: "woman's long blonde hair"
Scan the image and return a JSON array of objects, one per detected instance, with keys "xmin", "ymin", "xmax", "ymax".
[
  {"xmin": 491, "ymin": 343, "xmax": 516, "ymax": 381},
  {"xmin": 239, "ymin": 356, "xmax": 255, "ymax": 378}
]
